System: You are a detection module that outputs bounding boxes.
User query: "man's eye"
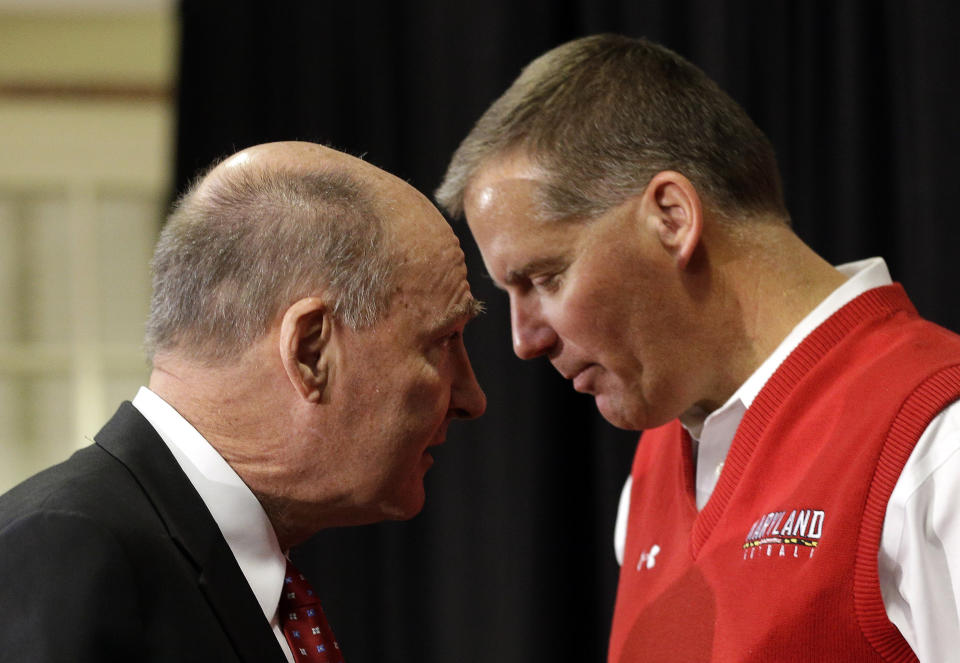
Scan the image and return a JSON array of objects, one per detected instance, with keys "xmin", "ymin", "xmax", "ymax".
[{"xmin": 532, "ymin": 274, "xmax": 560, "ymax": 292}]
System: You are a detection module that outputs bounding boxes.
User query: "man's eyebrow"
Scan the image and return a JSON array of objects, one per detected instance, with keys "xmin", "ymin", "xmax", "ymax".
[{"xmin": 435, "ymin": 297, "xmax": 485, "ymax": 331}]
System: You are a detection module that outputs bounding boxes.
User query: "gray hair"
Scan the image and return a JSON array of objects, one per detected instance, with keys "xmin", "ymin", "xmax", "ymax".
[
  {"xmin": 145, "ymin": 165, "xmax": 395, "ymax": 363},
  {"xmin": 436, "ymin": 34, "xmax": 788, "ymax": 223}
]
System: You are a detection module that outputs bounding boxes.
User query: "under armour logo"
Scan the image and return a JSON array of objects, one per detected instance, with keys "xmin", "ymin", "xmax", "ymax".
[{"xmin": 637, "ymin": 544, "xmax": 661, "ymax": 570}]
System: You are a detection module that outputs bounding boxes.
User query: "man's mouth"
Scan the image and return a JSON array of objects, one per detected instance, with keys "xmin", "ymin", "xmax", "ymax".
[{"xmin": 570, "ymin": 364, "xmax": 598, "ymax": 393}]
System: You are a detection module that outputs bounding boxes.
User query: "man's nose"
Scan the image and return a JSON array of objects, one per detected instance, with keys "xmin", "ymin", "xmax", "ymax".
[
  {"xmin": 510, "ymin": 296, "xmax": 558, "ymax": 360},
  {"xmin": 450, "ymin": 344, "xmax": 487, "ymax": 419}
]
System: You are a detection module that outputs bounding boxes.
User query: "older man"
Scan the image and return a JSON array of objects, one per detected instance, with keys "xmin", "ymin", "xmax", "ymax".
[
  {"xmin": 0, "ymin": 142, "xmax": 485, "ymax": 663},
  {"xmin": 437, "ymin": 34, "xmax": 960, "ymax": 662}
]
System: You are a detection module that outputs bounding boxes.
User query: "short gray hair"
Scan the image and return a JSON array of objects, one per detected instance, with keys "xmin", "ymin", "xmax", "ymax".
[
  {"xmin": 436, "ymin": 34, "xmax": 788, "ymax": 223},
  {"xmin": 145, "ymin": 165, "xmax": 395, "ymax": 363}
]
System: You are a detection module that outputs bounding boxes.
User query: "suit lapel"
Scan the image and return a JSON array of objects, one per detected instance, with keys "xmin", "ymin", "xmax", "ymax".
[
  {"xmin": 95, "ymin": 402, "xmax": 287, "ymax": 663},
  {"xmin": 199, "ymin": 541, "xmax": 290, "ymax": 662}
]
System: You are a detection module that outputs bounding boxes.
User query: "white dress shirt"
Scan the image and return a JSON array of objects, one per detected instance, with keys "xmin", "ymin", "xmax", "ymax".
[
  {"xmin": 132, "ymin": 387, "xmax": 295, "ymax": 663},
  {"xmin": 613, "ymin": 258, "xmax": 960, "ymax": 662}
]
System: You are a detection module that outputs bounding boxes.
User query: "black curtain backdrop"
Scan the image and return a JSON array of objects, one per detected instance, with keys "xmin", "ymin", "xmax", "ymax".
[{"xmin": 175, "ymin": 3, "xmax": 960, "ymax": 661}]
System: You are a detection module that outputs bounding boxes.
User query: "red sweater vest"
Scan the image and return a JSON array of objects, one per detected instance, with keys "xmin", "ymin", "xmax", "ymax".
[{"xmin": 609, "ymin": 285, "xmax": 960, "ymax": 662}]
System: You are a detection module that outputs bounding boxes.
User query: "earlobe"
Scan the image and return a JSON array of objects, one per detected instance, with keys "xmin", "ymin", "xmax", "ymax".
[
  {"xmin": 279, "ymin": 297, "xmax": 332, "ymax": 403},
  {"xmin": 643, "ymin": 171, "xmax": 704, "ymax": 270}
]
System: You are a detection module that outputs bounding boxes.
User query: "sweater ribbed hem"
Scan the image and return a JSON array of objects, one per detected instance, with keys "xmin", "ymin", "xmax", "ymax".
[{"xmin": 854, "ymin": 365, "xmax": 960, "ymax": 662}]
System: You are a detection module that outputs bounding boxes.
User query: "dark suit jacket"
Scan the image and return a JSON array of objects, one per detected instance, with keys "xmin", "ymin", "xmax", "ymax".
[{"xmin": 0, "ymin": 402, "xmax": 287, "ymax": 662}]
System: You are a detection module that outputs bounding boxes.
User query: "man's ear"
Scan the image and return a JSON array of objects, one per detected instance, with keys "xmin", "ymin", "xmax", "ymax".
[
  {"xmin": 640, "ymin": 170, "xmax": 704, "ymax": 269},
  {"xmin": 279, "ymin": 297, "xmax": 333, "ymax": 403}
]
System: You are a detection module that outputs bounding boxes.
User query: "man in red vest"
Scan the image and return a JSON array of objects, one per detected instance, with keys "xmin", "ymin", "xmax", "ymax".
[{"xmin": 436, "ymin": 34, "xmax": 960, "ymax": 662}]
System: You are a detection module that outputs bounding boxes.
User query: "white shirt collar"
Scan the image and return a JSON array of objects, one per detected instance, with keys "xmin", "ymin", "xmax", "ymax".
[
  {"xmin": 686, "ymin": 257, "xmax": 893, "ymax": 509},
  {"xmin": 131, "ymin": 386, "xmax": 287, "ymax": 626},
  {"xmin": 736, "ymin": 257, "xmax": 893, "ymax": 409}
]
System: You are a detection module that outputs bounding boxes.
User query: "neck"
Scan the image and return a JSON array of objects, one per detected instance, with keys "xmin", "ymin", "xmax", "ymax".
[
  {"xmin": 694, "ymin": 220, "xmax": 847, "ymax": 414},
  {"xmin": 148, "ymin": 346, "xmax": 304, "ymax": 515},
  {"xmin": 148, "ymin": 347, "xmax": 364, "ymax": 548},
  {"xmin": 148, "ymin": 353, "xmax": 282, "ymax": 453}
]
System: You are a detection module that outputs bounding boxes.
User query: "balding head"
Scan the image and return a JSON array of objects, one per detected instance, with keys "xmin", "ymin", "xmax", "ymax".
[
  {"xmin": 214, "ymin": 141, "xmax": 397, "ymax": 188},
  {"xmin": 146, "ymin": 142, "xmax": 404, "ymax": 364},
  {"xmin": 143, "ymin": 143, "xmax": 486, "ymax": 540}
]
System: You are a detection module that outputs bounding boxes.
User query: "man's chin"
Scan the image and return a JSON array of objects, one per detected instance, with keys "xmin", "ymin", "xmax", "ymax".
[
  {"xmin": 378, "ymin": 488, "xmax": 426, "ymax": 522},
  {"xmin": 595, "ymin": 394, "xmax": 647, "ymax": 431}
]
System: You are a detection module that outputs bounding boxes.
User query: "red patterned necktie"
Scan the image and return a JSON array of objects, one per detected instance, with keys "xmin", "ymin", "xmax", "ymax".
[{"xmin": 279, "ymin": 560, "xmax": 343, "ymax": 663}]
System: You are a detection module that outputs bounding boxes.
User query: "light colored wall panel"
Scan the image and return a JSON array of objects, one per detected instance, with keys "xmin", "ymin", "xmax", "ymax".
[
  {"xmin": 24, "ymin": 195, "xmax": 71, "ymax": 343},
  {"xmin": 0, "ymin": 199, "xmax": 21, "ymax": 342},
  {"xmin": 0, "ymin": 378, "xmax": 25, "ymax": 488},
  {"xmin": 0, "ymin": 7, "xmax": 175, "ymax": 86},
  {"xmin": 104, "ymin": 373, "xmax": 147, "ymax": 413},
  {"xmin": 0, "ymin": 5, "xmax": 173, "ymax": 492},
  {"xmin": 26, "ymin": 375, "xmax": 74, "ymax": 465},
  {"xmin": 97, "ymin": 193, "xmax": 159, "ymax": 345},
  {"xmin": 0, "ymin": 100, "xmax": 173, "ymax": 189}
]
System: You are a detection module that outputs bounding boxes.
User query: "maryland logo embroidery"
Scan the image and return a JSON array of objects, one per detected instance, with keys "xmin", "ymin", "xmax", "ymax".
[{"xmin": 742, "ymin": 508, "xmax": 824, "ymax": 560}]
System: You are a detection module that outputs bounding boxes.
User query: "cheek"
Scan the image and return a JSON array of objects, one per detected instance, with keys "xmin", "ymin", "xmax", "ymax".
[
  {"xmin": 377, "ymin": 363, "xmax": 445, "ymax": 445},
  {"xmin": 556, "ymin": 281, "xmax": 633, "ymax": 351},
  {"xmin": 400, "ymin": 370, "xmax": 448, "ymax": 424},
  {"xmin": 592, "ymin": 262, "xmax": 686, "ymax": 354}
]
